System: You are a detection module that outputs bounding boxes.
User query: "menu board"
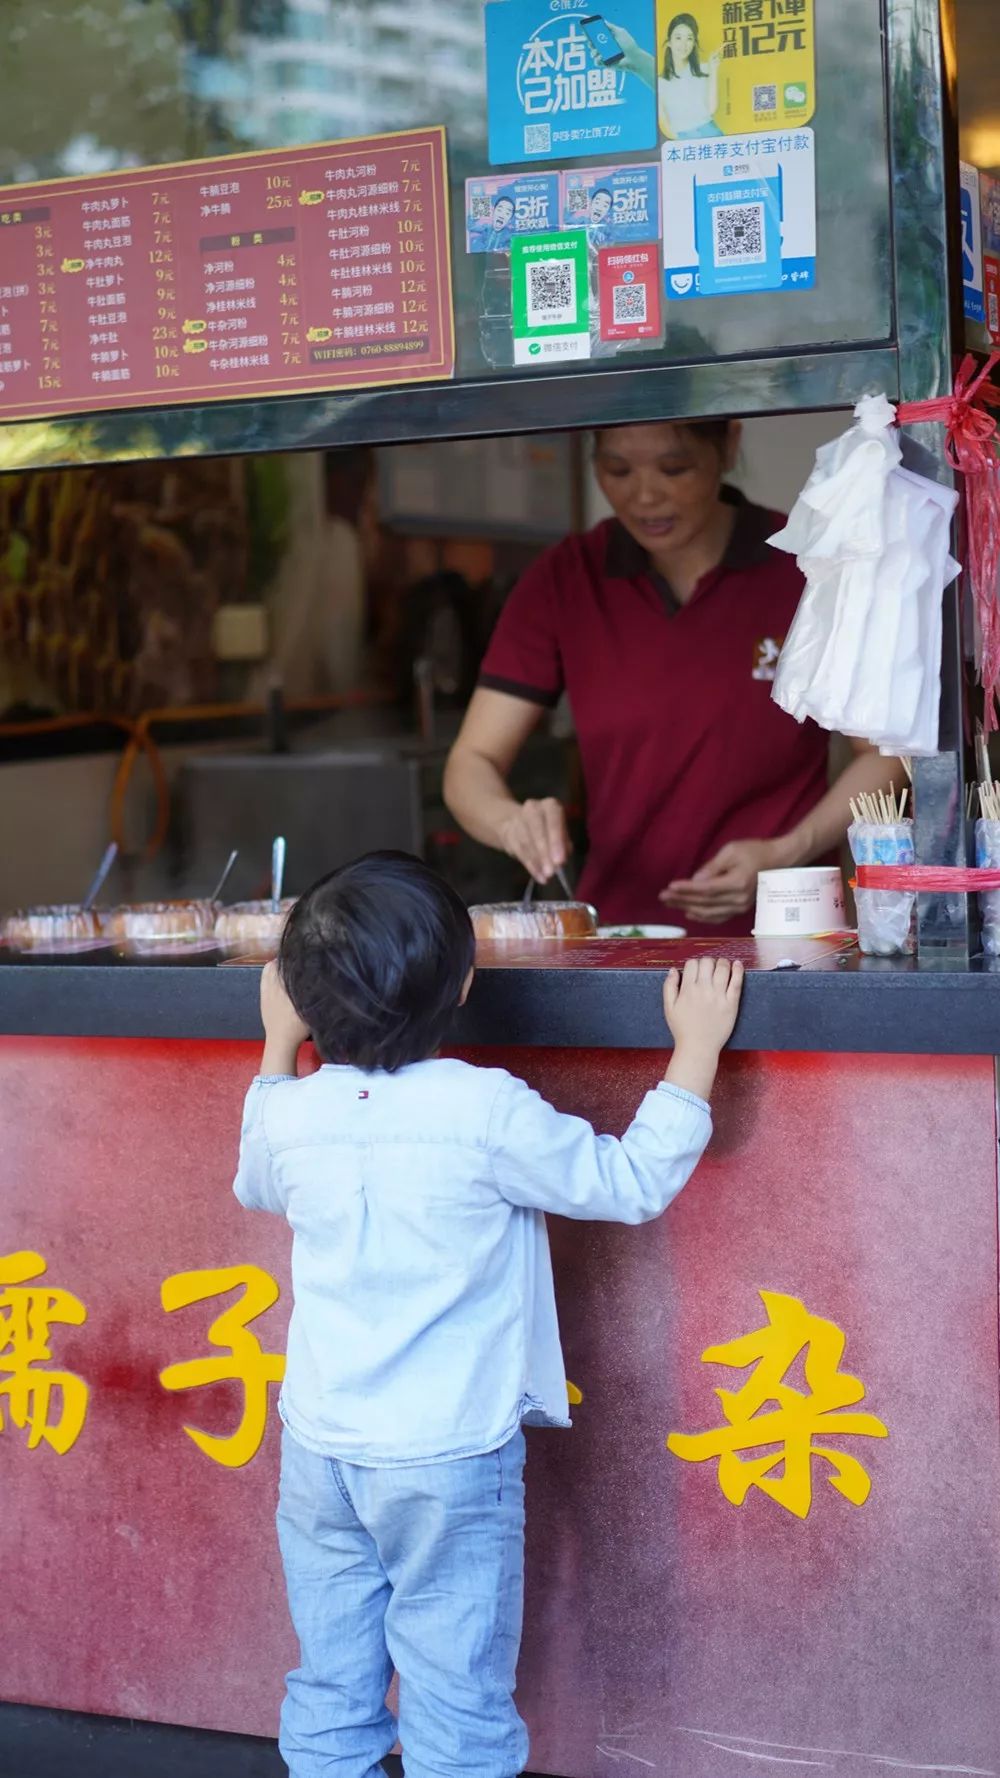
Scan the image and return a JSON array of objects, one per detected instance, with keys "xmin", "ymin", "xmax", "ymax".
[{"xmin": 0, "ymin": 128, "xmax": 454, "ymax": 423}]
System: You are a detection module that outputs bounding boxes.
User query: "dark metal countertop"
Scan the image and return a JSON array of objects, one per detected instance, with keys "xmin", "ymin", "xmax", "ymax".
[{"xmin": 1, "ymin": 944, "xmax": 998, "ymax": 1054}]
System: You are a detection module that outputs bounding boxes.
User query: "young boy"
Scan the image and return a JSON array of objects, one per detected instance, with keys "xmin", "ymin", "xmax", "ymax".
[{"xmin": 233, "ymin": 851, "xmax": 743, "ymax": 1778}]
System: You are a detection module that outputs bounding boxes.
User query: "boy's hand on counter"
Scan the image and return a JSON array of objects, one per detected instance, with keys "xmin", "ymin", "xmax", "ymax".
[
  {"xmin": 260, "ymin": 960, "xmax": 310, "ymax": 1076},
  {"xmin": 662, "ymin": 957, "xmax": 744, "ymax": 1103}
]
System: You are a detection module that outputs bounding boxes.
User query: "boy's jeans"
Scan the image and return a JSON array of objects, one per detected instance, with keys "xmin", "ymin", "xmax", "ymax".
[{"xmin": 276, "ymin": 1425, "xmax": 529, "ymax": 1778}]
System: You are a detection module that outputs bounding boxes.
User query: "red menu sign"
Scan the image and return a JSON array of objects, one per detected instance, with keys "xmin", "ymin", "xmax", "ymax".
[{"xmin": 0, "ymin": 128, "xmax": 454, "ymax": 422}]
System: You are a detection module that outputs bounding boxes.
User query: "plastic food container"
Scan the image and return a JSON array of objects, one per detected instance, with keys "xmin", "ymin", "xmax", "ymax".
[
  {"xmin": 104, "ymin": 900, "xmax": 218, "ymax": 942},
  {"xmin": 753, "ymin": 867, "xmax": 847, "ymax": 938},
  {"xmin": 3, "ymin": 904, "xmax": 104, "ymax": 949},
  {"xmin": 469, "ymin": 901, "xmax": 599, "ymax": 941},
  {"xmin": 214, "ymin": 898, "xmax": 296, "ymax": 954}
]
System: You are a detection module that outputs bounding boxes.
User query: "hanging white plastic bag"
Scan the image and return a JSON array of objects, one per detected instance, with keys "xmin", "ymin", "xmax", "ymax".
[{"xmin": 769, "ymin": 394, "xmax": 959, "ymax": 755}]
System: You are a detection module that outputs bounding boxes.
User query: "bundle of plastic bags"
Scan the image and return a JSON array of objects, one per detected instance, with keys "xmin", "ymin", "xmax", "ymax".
[{"xmin": 768, "ymin": 394, "xmax": 961, "ymax": 756}]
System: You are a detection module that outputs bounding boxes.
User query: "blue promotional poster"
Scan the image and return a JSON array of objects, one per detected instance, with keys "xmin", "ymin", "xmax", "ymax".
[
  {"xmin": 961, "ymin": 161, "xmax": 985, "ymax": 325},
  {"xmin": 466, "ymin": 173, "xmax": 561, "ymax": 251},
  {"xmin": 661, "ymin": 130, "xmax": 816, "ymax": 299},
  {"xmin": 560, "ymin": 164, "xmax": 660, "ymax": 245},
  {"xmin": 484, "ymin": 0, "xmax": 658, "ymax": 167}
]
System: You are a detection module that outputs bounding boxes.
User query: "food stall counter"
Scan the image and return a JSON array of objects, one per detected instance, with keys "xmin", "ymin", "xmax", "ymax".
[{"xmin": 2, "ymin": 938, "xmax": 1000, "ymax": 1776}]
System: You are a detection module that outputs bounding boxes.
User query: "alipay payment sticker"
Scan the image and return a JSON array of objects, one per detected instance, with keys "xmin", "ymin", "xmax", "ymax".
[{"xmin": 661, "ymin": 129, "xmax": 815, "ymax": 298}]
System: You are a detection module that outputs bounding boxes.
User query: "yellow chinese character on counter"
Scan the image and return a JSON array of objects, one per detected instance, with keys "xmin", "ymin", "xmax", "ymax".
[
  {"xmin": 0, "ymin": 1250, "xmax": 89, "ymax": 1454},
  {"xmin": 667, "ymin": 1290, "xmax": 887, "ymax": 1519},
  {"xmin": 159, "ymin": 1265, "xmax": 285, "ymax": 1469}
]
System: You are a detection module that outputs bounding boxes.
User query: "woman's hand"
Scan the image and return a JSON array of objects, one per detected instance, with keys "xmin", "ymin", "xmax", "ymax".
[
  {"xmin": 606, "ymin": 22, "xmax": 638, "ymax": 66},
  {"xmin": 498, "ymin": 798, "xmax": 571, "ymax": 885},
  {"xmin": 607, "ymin": 22, "xmax": 656, "ymax": 86},
  {"xmin": 663, "ymin": 838, "xmax": 784, "ymax": 926}
]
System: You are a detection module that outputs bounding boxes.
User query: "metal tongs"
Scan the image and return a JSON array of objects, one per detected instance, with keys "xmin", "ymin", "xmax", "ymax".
[{"xmin": 522, "ymin": 861, "xmax": 577, "ymax": 905}]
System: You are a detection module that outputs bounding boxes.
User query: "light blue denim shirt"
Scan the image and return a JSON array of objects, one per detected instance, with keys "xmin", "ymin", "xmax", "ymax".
[{"xmin": 233, "ymin": 1058, "xmax": 711, "ymax": 1466}]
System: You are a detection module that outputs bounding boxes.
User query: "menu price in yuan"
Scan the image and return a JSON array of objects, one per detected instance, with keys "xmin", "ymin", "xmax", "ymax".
[{"xmin": 0, "ymin": 128, "xmax": 455, "ymax": 423}]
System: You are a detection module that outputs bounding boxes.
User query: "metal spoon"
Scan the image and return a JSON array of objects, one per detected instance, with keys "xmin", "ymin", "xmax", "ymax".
[
  {"xmin": 210, "ymin": 848, "xmax": 239, "ymax": 904},
  {"xmin": 271, "ymin": 836, "xmax": 286, "ymax": 915},
  {"xmin": 82, "ymin": 841, "xmax": 118, "ymax": 911}
]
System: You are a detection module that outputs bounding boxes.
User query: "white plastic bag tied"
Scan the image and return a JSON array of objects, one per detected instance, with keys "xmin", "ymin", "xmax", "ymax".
[{"xmin": 769, "ymin": 394, "xmax": 960, "ymax": 757}]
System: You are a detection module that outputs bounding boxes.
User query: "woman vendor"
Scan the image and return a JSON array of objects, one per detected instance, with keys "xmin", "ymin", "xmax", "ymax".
[{"xmin": 443, "ymin": 420, "xmax": 900, "ymax": 936}]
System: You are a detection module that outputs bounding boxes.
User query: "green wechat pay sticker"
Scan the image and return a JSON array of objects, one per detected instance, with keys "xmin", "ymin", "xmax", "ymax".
[
  {"xmin": 784, "ymin": 81, "xmax": 809, "ymax": 109},
  {"xmin": 511, "ymin": 230, "xmax": 590, "ymax": 366}
]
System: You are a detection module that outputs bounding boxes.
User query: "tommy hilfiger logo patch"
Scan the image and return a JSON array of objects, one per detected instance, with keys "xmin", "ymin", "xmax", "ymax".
[
  {"xmin": 358, "ymin": 1090, "xmax": 370, "ymax": 1100},
  {"xmin": 752, "ymin": 637, "xmax": 784, "ymax": 681}
]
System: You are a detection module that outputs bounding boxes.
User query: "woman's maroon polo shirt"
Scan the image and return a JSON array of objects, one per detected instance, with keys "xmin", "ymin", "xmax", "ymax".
[{"xmin": 479, "ymin": 493, "xmax": 830, "ymax": 935}]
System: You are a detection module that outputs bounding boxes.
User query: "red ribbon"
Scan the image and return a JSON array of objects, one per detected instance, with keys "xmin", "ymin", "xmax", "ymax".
[
  {"xmin": 897, "ymin": 352, "xmax": 1000, "ymax": 732},
  {"xmin": 855, "ymin": 865, "xmax": 1000, "ymax": 892}
]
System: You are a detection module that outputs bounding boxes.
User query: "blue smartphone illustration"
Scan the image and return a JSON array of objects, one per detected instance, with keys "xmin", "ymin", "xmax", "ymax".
[{"xmin": 580, "ymin": 14, "xmax": 625, "ymax": 65}]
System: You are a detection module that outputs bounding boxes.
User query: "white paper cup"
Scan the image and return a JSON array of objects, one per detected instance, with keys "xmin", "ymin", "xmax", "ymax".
[{"xmin": 753, "ymin": 867, "xmax": 847, "ymax": 937}]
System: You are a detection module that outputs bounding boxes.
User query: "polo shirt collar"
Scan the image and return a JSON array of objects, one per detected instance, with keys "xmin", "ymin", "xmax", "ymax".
[{"xmin": 605, "ymin": 485, "xmax": 775, "ymax": 582}]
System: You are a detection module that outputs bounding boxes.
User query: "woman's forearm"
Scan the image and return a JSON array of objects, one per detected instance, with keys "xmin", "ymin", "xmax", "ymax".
[
  {"xmin": 443, "ymin": 745, "xmax": 522, "ymax": 851},
  {"xmin": 778, "ymin": 751, "xmax": 904, "ymax": 866}
]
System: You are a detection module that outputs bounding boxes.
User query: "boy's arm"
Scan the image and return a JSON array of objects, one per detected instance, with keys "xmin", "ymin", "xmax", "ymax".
[
  {"xmin": 488, "ymin": 1074, "xmax": 711, "ymax": 1225},
  {"xmin": 233, "ymin": 963, "xmax": 310, "ymax": 1214},
  {"xmin": 489, "ymin": 958, "xmax": 742, "ymax": 1224},
  {"xmin": 232, "ymin": 1080, "xmax": 285, "ymax": 1214}
]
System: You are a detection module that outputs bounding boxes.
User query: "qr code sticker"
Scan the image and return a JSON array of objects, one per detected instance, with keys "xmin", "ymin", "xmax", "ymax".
[
  {"xmin": 712, "ymin": 201, "xmax": 766, "ymax": 266},
  {"xmin": 524, "ymin": 122, "xmax": 551, "ymax": 155},
  {"xmin": 785, "ymin": 906, "xmax": 801, "ymax": 924},
  {"xmin": 612, "ymin": 282, "xmax": 647, "ymax": 325},
  {"xmin": 990, "ymin": 293, "xmax": 999, "ymax": 334},
  {"xmin": 526, "ymin": 258, "xmax": 575, "ymax": 326},
  {"xmin": 753, "ymin": 83, "xmax": 777, "ymax": 112},
  {"xmin": 469, "ymin": 195, "xmax": 491, "ymax": 221},
  {"xmin": 564, "ymin": 186, "xmax": 588, "ymax": 218}
]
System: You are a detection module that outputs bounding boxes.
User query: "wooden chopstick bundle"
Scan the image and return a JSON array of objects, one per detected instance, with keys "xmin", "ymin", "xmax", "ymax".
[
  {"xmin": 978, "ymin": 779, "xmax": 1000, "ymax": 822},
  {"xmin": 849, "ymin": 785, "xmax": 909, "ymax": 827}
]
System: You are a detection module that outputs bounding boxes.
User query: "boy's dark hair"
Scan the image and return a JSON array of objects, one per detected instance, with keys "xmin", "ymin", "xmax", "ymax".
[{"xmin": 278, "ymin": 852, "xmax": 475, "ymax": 1073}]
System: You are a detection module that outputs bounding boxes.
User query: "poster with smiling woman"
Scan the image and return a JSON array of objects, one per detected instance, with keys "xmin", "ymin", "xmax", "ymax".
[{"xmin": 611, "ymin": 1, "xmax": 815, "ymax": 138}]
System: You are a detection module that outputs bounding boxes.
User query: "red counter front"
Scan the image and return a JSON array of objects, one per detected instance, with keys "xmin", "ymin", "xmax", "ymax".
[{"xmin": 2, "ymin": 1037, "xmax": 999, "ymax": 1776}]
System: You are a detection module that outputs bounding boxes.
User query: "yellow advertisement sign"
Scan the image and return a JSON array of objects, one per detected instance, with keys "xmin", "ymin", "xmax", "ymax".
[{"xmin": 654, "ymin": 0, "xmax": 815, "ymax": 139}]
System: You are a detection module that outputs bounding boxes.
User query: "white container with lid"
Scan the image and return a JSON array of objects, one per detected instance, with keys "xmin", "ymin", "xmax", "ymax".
[{"xmin": 753, "ymin": 867, "xmax": 847, "ymax": 938}]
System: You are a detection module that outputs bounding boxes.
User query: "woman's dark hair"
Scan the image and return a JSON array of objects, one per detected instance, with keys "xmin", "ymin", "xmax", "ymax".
[
  {"xmin": 279, "ymin": 852, "xmax": 475, "ymax": 1073},
  {"xmin": 663, "ymin": 11, "xmax": 704, "ymax": 78},
  {"xmin": 594, "ymin": 417, "xmax": 735, "ymax": 454}
]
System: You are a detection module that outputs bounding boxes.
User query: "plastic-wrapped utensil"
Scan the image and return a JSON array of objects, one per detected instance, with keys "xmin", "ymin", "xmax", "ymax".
[
  {"xmin": 848, "ymin": 821, "xmax": 916, "ymax": 956},
  {"xmin": 976, "ymin": 819, "xmax": 1000, "ymax": 956}
]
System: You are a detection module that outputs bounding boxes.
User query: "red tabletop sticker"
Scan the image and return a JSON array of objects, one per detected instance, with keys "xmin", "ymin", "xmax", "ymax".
[
  {"xmin": 0, "ymin": 128, "xmax": 454, "ymax": 422},
  {"xmin": 597, "ymin": 243, "xmax": 660, "ymax": 342}
]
